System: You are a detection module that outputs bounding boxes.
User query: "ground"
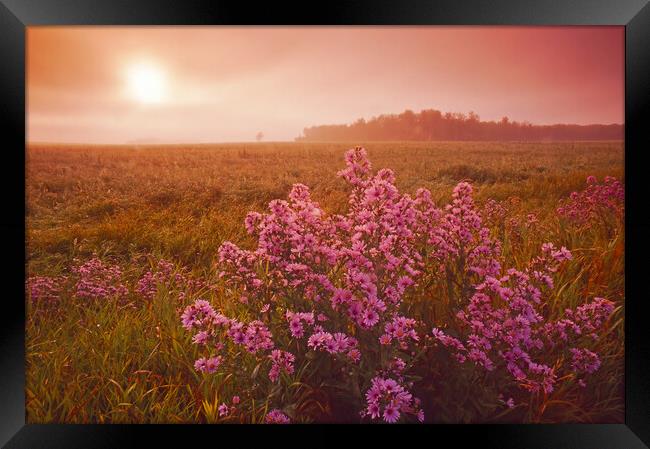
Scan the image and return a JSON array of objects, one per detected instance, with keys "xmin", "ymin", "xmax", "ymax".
[{"xmin": 25, "ymin": 141, "xmax": 624, "ymax": 423}]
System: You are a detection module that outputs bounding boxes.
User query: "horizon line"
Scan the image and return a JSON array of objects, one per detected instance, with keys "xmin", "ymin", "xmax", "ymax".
[{"xmin": 27, "ymin": 138, "xmax": 625, "ymax": 147}]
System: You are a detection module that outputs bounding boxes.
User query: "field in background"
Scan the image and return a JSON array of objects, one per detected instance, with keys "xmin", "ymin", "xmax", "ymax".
[
  {"xmin": 27, "ymin": 141, "xmax": 623, "ymax": 272},
  {"xmin": 25, "ymin": 141, "xmax": 624, "ymax": 423}
]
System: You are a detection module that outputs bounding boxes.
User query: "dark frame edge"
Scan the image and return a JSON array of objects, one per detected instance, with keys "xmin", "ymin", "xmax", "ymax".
[
  {"xmin": 0, "ymin": 0, "xmax": 649, "ymax": 447},
  {"xmin": 625, "ymin": 0, "xmax": 650, "ymax": 446},
  {"xmin": 0, "ymin": 0, "xmax": 27, "ymax": 447},
  {"xmin": 3, "ymin": 423, "xmax": 650, "ymax": 449},
  {"xmin": 1, "ymin": 0, "xmax": 649, "ymax": 25}
]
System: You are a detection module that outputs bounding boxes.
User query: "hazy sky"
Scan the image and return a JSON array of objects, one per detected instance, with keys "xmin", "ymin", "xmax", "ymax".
[{"xmin": 27, "ymin": 26, "xmax": 624, "ymax": 143}]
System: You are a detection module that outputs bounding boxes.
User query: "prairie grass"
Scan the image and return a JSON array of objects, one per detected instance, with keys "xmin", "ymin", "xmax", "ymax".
[{"xmin": 25, "ymin": 141, "xmax": 624, "ymax": 423}]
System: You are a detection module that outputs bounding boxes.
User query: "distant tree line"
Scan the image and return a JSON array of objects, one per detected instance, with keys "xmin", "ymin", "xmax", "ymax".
[{"xmin": 296, "ymin": 109, "xmax": 623, "ymax": 142}]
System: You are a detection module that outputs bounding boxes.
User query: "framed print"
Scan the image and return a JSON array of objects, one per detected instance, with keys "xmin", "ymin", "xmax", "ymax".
[{"xmin": 1, "ymin": 0, "xmax": 649, "ymax": 447}]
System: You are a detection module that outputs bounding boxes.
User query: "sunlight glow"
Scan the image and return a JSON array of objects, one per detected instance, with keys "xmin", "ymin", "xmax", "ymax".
[{"xmin": 126, "ymin": 63, "xmax": 166, "ymax": 104}]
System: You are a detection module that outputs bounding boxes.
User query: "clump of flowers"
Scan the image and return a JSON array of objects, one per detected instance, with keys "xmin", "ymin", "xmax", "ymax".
[
  {"xmin": 424, "ymin": 180, "xmax": 502, "ymax": 309},
  {"xmin": 409, "ymin": 161, "xmax": 614, "ymax": 405},
  {"xmin": 26, "ymin": 275, "xmax": 65, "ymax": 307},
  {"xmin": 362, "ymin": 377, "xmax": 424, "ymax": 423},
  {"xmin": 380, "ymin": 316, "xmax": 419, "ymax": 349},
  {"xmin": 264, "ymin": 409, "xmax": 290, "ymax": 424},
  {"xmin": 230, "ymin": 319, "xmax": 275, "ymax": 353},
  {"xmin": 72, "ymin": 258, "xmax": 128, "ymax": 301},
  {"xmin": 194, "ymin": 356, "xmax": 222, "ymax": 374},
  {"xmin": 136, "ymin": 259, "xmax": 176, "ymax": 299},
  {"xmin": 136, "ymin": 258, "xmax": 209, "ymax": 301},
  {"xmin": 218, "ymin": 403, "xmax": 229, "ymax": 417},
  {"xmin": 268, "ymin": 350, "xmax": 295, "ymax": 382},
  {"xmin": 430, "ymin": 191, "xmax": 614, "ymax": 395},
  {"xmin": 307, "ymin": 331, "xmax": 359, "ymax": 361},
  {"xmin": 180, "ymin": 147, "xmax": 617, "ymax": 423},
  {"xmin": 285, "ymin": 311, "xmax": 314, "ymax": 338},
  {"xmin": 182, "ymin": 147, "xmax": 436, "ymax": 422},
  {"xmin": 557, "ymin": 176, "xmax": 624, "ymax": 224}
]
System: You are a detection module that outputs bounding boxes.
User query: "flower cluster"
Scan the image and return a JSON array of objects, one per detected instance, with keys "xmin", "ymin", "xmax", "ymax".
[
  {"xmin": 264, "ymin": 409, "xmax": 290, "ymax": 424},
  {"xmin": 218, "ymin": 396, "xmax": 240, "ymax": 418},
  {"xmin": 136, "ymin": 259, "xmax": 209, "ymax": 301},
  {"xmin": 570, "ymin": 348, "xmax": 601, "ymax": 374},
  {"xmin": 181, "ymin": 299, "xmax": 225, "ymax": 331},
  {"xmin": 268, "ymin": 350, "xmax": 295, "ymax": 382},
  {"xmin": 432, "ymin": 235, "xmax": 613, "ymax": 395},
  {"xmin": 194, "ymin": 356, "xmax": 222, "ymax": 374},
  {"xmin": 426, "ymin": 181, "xmax": 502, "ymax": 297},
  {"xmin": 363, "ymin": 377, "xmax": 424, "ymax": 423},
  {"xmin": 380, "ymin": 316, "xmax": 419, "ymax": 348},
  {"xmin": 179, "ymin": 147, "xmax": 617, "ymax": 423},
  {"xmin": 135, "ymin": 259, "xmax": 176, "ymax": 299},
  {"xmin": 72, "ymin": 258, "xmax": 128, "ymax": 301},
  {"xmin": 27, "ymin": 275, "xmax": 64, "ymax": 307},
  {"xmin": 230, "ymin": 320, "xmax": 275, "ymax": 353},
  {"xmin": 306, "ymin": 331, "xmax": 360, "ymax": 361},
  {"xmin": 427, "ymin": 175, "xmax": 610, "ymax": 398},
  {"xmin": 285, "ymin": 311, "xmax": 315, "ymax": 338},
  {"xmin": 182, "ymin": 299, "xmax": 274, "ymax": 358},
  {"xmin": 184, "ymin": 147, "xmax": 441, "ymax": 421},
  {"xmin": 544, "ymin": 297, "xmax": 615, "ymax": 343},
  {"xmin": 557, "ymin": 176, "xmax": 624, "ymax": 224}
]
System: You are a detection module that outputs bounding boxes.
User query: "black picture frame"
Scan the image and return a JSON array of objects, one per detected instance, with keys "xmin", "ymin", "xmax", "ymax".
[{"xmin": 2, "ymin": 1, "xmax": 649, "ymax": 447}]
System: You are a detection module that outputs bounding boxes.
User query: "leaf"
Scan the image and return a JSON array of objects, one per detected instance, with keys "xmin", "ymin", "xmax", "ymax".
[{"xmin": 250, "ymin": 362, "xmax": 261, "ymax": 380}]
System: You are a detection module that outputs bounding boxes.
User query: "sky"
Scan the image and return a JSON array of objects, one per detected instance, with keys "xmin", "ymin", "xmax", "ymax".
[{"xmin": 27, "ymin": 26, "xmax": 624, "ymax": 144}]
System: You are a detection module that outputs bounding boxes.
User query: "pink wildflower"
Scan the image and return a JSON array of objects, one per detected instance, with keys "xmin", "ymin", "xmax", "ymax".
[{"xmin": 265, "ymin": 409, "xmax": 290, "ymax": 424}]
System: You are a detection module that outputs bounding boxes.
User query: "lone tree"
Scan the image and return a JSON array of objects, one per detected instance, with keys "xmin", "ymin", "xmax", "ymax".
[{"xmin": 256, "ymin": 131, "xmax": 264, "ymax": 142}]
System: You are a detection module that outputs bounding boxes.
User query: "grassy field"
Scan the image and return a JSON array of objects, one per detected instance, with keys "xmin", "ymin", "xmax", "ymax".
[{"xmin": 25, "ymin": 141, "xmax": 624, "ymax": 423}]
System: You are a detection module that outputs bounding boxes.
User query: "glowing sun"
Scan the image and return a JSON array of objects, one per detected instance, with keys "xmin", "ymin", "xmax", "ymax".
[{"xmin": 126, "ymin": 63, "xmax": 166, "ymax": 104}]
